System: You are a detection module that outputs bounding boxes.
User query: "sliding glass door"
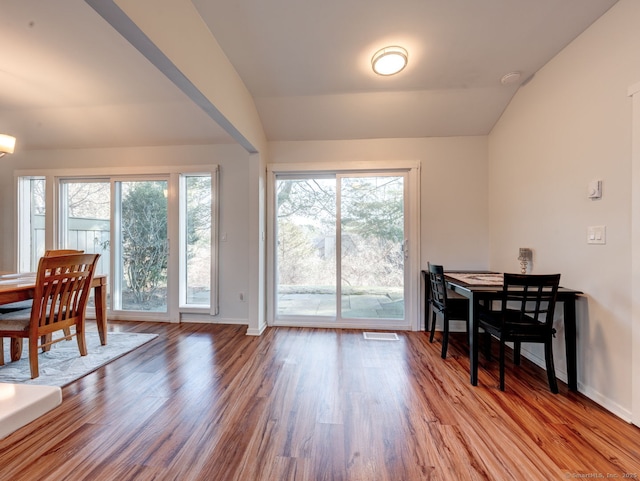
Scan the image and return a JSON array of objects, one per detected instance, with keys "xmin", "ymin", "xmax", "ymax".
[
  {"xmin": 340, "ymin": 175, "xmax": 405, "ymax": 319},
  {"xmin": 276, "ymin": 176, "xmax": 337, "ymax": 317},
  {"xmin": 113, "ymin": 179, "xmax": 169, "ymax": 313},
  {"xmin": 59, "ymin": 179, "xmax": 110, "ymax": 276},
  {"xmin": 275, "ymin": 171, "xmax": 408, "ymax": 326}
]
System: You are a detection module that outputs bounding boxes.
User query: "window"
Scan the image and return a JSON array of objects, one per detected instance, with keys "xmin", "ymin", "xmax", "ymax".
[
  {"xmin": 16, "ymin": 166, "xmax": 218, "ymax": 321},
  {"xmin": 17, "ymin": 177, "xmax": 45, "ymax": 272},
  {"xmin": 181, "ymin": 174, "xmax": 215, "ymax": 310}
]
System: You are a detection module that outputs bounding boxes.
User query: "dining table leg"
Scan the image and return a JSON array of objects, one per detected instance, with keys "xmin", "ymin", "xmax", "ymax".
[
  {"xmin": 94, "ymin": 281, "xmax": 108, "ymax": 346},
  {"xmin": 468, "ymin": 294, "xmax": 479, "ymax": 386},
  {"xmin": 563, "ymin": 296, "xmax": 578, "ymax": 391}
]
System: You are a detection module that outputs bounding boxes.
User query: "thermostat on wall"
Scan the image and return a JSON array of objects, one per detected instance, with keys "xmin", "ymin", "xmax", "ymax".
[{"xmin": 588, "ymin": 180, "xmax": 602, "ymax": 199}]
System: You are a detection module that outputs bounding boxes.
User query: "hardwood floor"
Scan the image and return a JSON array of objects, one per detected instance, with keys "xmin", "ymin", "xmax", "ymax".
[{"xmin": 1, "ymin": 321, "xmax": 639, "ymax": 481}]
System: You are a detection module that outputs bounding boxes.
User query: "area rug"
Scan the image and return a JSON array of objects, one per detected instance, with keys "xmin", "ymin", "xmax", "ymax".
[{"xmin": 0, "ymin": 332, "xmax": 158, "ymax": 386}]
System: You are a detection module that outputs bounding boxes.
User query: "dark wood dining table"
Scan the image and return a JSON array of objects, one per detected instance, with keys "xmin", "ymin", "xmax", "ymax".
[
  {"xmin": 444, "ymin": 271, "xmax": 583, "ymax": 391},
  {"xmin": 0, "ymin": 273, "xmax": 108, "ymax": 360}
]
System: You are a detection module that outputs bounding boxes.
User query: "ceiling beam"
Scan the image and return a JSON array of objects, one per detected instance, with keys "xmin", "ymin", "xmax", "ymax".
[{"xmin": 85, "ymin": 0, "xmax": 266, "ymax": 154}]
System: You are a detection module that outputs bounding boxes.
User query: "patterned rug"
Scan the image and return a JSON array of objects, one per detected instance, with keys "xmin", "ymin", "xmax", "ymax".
[{"xmin": 0, "ymin": 331, "xmax": 157, "ymax": 386}]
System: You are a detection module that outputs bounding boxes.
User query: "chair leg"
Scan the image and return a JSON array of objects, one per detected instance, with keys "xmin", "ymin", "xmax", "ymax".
[
  {"xmin": 42, "ymin": 334, "xmax": 51, "ymax": 352},
  {"xmin": 0, "ymin": 337, "xmax": 4, "ymax": 366},
  {"xmin": 76, "ymin": 323, "xmax": 87, "ymax": 357},
  {"xmin": 429, "ymin": 309, "xmax": 437, "ymax": 343},
  {"xmin": 441, "ymin": 313, "xmax": 449, "ymax": 359},
  {"xmin": 63, "ymin": 327, "xmax": 72, "ymax": 341},
  {"xmin": 544, "ymin": 340, "xmax": 559, "ymax": 394},
  {"xmin": 10, "ymin": 337, "xmax": 22, "ymax": 362},
  {"xmin": 513, "ymin": 341, "xmax": 521, "ymax": 365},
  {"xmin": 499, "ymin": 339, "xmax": 506, "ymax": 391},
  {"xmin": 29, "ymin": 337, "xmax": 39, "ymax": 379}
]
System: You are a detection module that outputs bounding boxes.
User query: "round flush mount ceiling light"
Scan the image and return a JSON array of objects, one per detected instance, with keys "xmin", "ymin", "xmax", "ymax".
[{"xmin": 371, "ymin": 46, "xmax": 408, "ymax": 76}]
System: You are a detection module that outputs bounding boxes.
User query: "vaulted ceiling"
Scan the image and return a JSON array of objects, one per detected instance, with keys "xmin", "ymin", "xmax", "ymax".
[{"xmin": 0, "ymin": 0, "xmax": 619, "ymax": 151}]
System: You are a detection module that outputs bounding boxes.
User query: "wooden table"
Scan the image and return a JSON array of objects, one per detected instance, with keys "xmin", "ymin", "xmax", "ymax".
[
  {"xmin": 0, "ymin": 273, "xmax": 108, "ymax": 358},
  {"xmin": 444, "ymin": 272, "xmax": 583, "ymax": 391}
]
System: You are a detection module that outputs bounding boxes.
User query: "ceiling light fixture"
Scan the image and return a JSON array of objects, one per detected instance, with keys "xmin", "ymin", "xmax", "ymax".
[
  {"xmin": 372, "ymin": 46, "xmax": 408, "ymax": 76},
  {"xmin": 0, "ymin": 134, "xmax": 16, "ymax": 158}
]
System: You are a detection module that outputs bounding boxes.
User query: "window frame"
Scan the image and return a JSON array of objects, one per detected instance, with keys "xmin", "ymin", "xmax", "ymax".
[
  {"xmin": 15, "ymin": 165, "xmax": 219, "ymax": 323},
  {"xmin": 178, "ymin": 171, "xmax": 219, "ymax": 315}
]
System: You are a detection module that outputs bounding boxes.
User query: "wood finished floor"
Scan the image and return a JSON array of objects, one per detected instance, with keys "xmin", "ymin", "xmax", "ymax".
[{"xmin": 1, "ymin": 321, "xmax": 639, "ymax": 481}]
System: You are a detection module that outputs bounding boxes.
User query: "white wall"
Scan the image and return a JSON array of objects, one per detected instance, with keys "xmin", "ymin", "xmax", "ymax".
[
  {"xmin": 269, "ymin": 136, "xmax": 490, "ymax": 271},
  {"xmin": 488, "ymin": 0, "xmax": 640, "ymax": 420},
  {"xmin": 0, "ymin": 137, "xmax": 488, "ymax": 331},
  {"xmin": 269, "ymin": 138, "xmax": 488, "ymax": 332},
  {"xmin": 0, "ymin": 143, "xmax": 251, "ymax": 324}
]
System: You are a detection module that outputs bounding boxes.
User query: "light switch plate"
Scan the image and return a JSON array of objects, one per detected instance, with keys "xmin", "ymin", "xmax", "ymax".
[{"xmin": 587, "ymin": 225, "xmax": 606, "ymax": 244}]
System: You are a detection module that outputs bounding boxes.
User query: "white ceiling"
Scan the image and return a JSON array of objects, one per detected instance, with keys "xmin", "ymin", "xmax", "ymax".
[{"xmin": 0, "ymin": 0, "xmax": 619, "ymax": 151}]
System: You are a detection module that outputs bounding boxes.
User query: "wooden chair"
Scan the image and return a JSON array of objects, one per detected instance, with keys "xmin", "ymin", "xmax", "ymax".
[
  {"xmin": 0, "ymin": 250, "xmax": 85, "ymax": 315},
  {"xmin": 478, "ymin": 273, "xmax": 561, "ymax": 393},
  {"xmin": 0, "ymin": 253, "xmax": 99, "ymax": 378},
  {"xmin": 423, "ymin": 263, "xmax": 469, "ymax": 358}
]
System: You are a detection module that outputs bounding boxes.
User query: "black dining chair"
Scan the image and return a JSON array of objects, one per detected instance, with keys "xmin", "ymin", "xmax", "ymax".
[
  {"xmin": 478, "ymin": 273, "xmax": 561, "ymax": 393},
  {"xmin": 423, "ymin": 263, "xmax": 469, "ymax": 358}
]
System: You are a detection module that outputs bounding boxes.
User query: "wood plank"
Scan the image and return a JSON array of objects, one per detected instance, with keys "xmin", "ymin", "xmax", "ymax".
[{"xmin": 0, "ymin": 324, "xmax": 639, "ymax": 480}]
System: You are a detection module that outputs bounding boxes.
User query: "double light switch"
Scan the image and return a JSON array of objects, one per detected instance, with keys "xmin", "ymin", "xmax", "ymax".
[{"xmin": 587, "ymin": 225, "xmax": 606, "ymax": 245}]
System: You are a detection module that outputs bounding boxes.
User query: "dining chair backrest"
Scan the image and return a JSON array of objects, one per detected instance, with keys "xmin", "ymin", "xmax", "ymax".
[
  {"xmin": 427, "ymin": 263, "xmax": 449, "ymax": 313},
  {"xmin": 30, "ymin": 253, "xmax": 99, "ymax": 337},
  {"xmin": 501, "ymin": 273, "xmax": 561, "ymax": 327}
]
